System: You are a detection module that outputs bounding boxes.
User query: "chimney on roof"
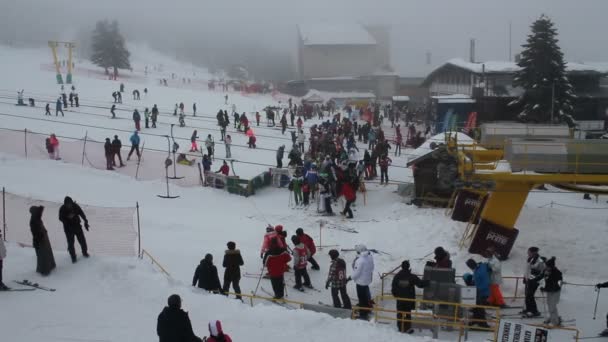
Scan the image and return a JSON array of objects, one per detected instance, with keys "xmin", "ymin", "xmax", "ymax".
[{"xmin": 469, "ymin": 39, "xmax": 476, "ymax": 63}]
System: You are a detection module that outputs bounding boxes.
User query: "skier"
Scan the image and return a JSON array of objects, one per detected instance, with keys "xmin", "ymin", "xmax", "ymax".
[
  {"xmin": 112, "ymin": 135, "xmax": 125, "ymax": 167},
  {"xmin": 179, "ymin": 102, "xmax": 185, "ymax": 115},
  {"xmin": 151, "ymin": 105, "xmax": 159, "ymax": 128},
  {"xmin": 255, "ymin": 111, "xmax": 261, "ymax": 126},
  {"xmin": 104, "ymin": 138, "xmax": 114, "ymax": 170},
  {"xmin": 319, "ymin": 176, "xmax": 333, "ymax": 215},
  {"xmin": 74, "ymin": 92, "xmax": 80, "ymax": 107},
  {"xmin": 485, "ymin": 247, "xmax": 505, "ymax": 307},
  {"xmin": 340, "ymin": 181, "xmax": 356, "ymax": 219},
  {"xmin": 190, "ymin": 130, "xmax": 199, "ymax": 152},
  {"xmin": 291, "ymin": 235, "xmax": 312, "ymax": 291},
  {"xmin": 280, "ymin": 114, "xmax": 288, "ymax": 134},
  {"xmin": 264, "ymin": 238, "xmax": 292, "ymax": 299},
  {"xmin": 55, "ymin": 97, "xmax": 64, "ymax": 116},
  {"xmin": 133, "ymin": 109, "xmax": 141, "ymax": 131},
  {"xmin": 179, "ymin": 112, "xmax": 186, "ymax": 127},
  {"xmin": 350, "ymin": 244, "xmax": 374, "ymax": 319},
  {"xmin": 144, "ymin": 108, "xmax": 150, "ymax": 128},
  {"xmin": 202, "ymin": 155, "xmax": 212, "ymax": 185},
  {"xmin": 522, "ymin": 246, "xmax": 545, "ymax": 318},
  {"xmin": 224, "ymin": 135, "xmax": 232, "ymax": 159},
  {"xmin": 174, "ymin": 104, "xmax": 178, "ymax": 116},
  {"xmin": 224, "ymin": 94, "xmax": 228, "ymax": 105},
  {"xmin": 144, "ymin": 88, "xmax": 148, "ymax": 96},
  {"xmin": 540, "ymin": 257, "xmax": 562, "ymax": 326},
  {"xmin": 127, "ymin": 131, "xmax": 141, "ymax": 161},
  {"xmin": 290, "ymin": 130, "xmax": 297, "ymax": 146},
  {"xmin": 58, "ymin": 196, "xmax": 90, "ymax": 263},
  {"xmin": 132, "ymin": 89, "xmax": 140, "ymax": 100},
  {"xmin": 45, "ymin": 103, "xmax": 51, "ymax": 116},
  {"xmin": 379, "ymin": 155, "xmax": 392, "ymax": 185},
  {"xmin": 465, "ymin": 259, "xmax": 491, "ymax": 329},
  {"xmin": 233, "ymin": 111, "xmax": 239, "ymax": 129},
  {"xmin": 120, "ymin": 83, "xmax": 125, "ymax": 92},
  {"xmin": 216, "ymin": 160, "xmax": 230, "ymax": 176},
  {"xmin": 69, "ymin": 92, "xmax": 74, "ymax": 107},
  {"xmin": 289, "ymin": 171, "xmax": 303, "ymax": 206},
  {"xmin": 29, "ymin": 205, "xmax": 56, "ymax": 276},
  {"xmin": 205, "ymin": 134, "xmax": 214, "ymax": 159},
  {"xmin": 117, "ymin": 91, "xmax": 122, "ymax": 104},
  {"xmin": 391, "ymin": 260, "xmax": 429, "ymax": 333},
  {"xmin": 193, "ymin": 103, "xmax": 197, "ymax": 116},
  {"xmin": 61, "ymin": 92, "xmax": 68, "ymax": 108},
  {"xmin": 295, "ymin": 228, "xmax": 320, "ymax": 270},
  {"xmin": 276, "ymin": 145, "xmax": 285, "ymax": 168},
  {"xmin": 297, "ymin": 130, "xmax": 306, "ymax": 153},
  {"xmin": 325, "ymin": 249, "xmax": 351, "ymax": 308},
  {"xmin": 192, "ymin": 253, "xmax": 222, "ymax": 293},
  {"xmin": 222, "ymin": 241, "xmax": 243, "ymax": 299},
  {"xmin": 110, "ymin": 104, "xmax": 116, "ymax": 119},
  {"xmin": 157, "ymin": 294, "xmax": 203, "ymax": 342},
  {"xmin": 112, "ymin": 91, "xmax": 118, "ymax": 103},
  {"xmin": 205, "ymin": 320, "xmax": 232, "ymax": 342},
  {"xmin": 47, "ymin": 134, "xmax": 60, "ymax": 160},
  {"xmin": 248, "ymin": 134, "xmax": 256, "ymax": 149}
]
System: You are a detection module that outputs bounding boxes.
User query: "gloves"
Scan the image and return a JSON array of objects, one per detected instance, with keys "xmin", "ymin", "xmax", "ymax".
[
  {"xmin": 325, "ymin": 281, "xmax": 330, "ymax": 290},
  {"xmin": 84, "ymin": 221, "xmax": 90, "ymax": 231}
]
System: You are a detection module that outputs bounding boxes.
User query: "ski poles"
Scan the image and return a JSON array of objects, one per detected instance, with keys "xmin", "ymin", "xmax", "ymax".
[
  {"xmin": 594, "ymin": 287, "xmax": 601, "ymax": 320},
  {"xmin": 253, "ymin": 264, "xmax": 266, "ymax": 297}
]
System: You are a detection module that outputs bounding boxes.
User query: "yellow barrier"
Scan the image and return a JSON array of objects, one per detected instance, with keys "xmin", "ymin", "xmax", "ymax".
[{"xmin": 141, "ymin": 249, "xmax": 172, "ymax": 279}]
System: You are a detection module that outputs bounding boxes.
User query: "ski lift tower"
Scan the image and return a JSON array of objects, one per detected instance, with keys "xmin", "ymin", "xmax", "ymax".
[{"xmin": 48, "ymin": 41, "xmax": 76, "ymax": 84}]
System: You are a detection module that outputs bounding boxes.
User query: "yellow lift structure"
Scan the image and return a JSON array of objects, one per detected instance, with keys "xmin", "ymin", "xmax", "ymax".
[{"xmin": 48, "ymin": 41, "xmax": 75, "ymax": 84}]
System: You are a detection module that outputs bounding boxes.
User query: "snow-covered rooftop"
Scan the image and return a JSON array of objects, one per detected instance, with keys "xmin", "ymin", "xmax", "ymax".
[
  {"xmin": 302, "ymin": 89, "xmax": 376, "ymax": 102},
  {"xmin": 434, "ymin": 58, "xmax": 608, "ymax": 75},
  {"xmin": 431, "ymin": 94, "xmax": 476, "ymax": 104},
  {"xmin": 298, "ymin": 24, "xmax": 377, "ymax": 46},
  {"xmin": 406, "ymin": 132, "xmax": 475, "ymax": 165}
]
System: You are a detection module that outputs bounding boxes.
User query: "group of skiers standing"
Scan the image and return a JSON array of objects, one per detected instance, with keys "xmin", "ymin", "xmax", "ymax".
[{"xmin": 103, "ymin": 132, "xmax": 141, "ymax": 170}]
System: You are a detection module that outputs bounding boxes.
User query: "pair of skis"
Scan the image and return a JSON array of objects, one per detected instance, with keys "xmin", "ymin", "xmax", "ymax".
[{"xmin": 12, "ymin": 280, "xmax": 56, "ymax": 292}]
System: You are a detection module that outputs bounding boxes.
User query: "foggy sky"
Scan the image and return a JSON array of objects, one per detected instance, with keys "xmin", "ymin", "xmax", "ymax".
[{"xmin": 1, "ymin": 0, "xmax": 606, "ymax": 79}]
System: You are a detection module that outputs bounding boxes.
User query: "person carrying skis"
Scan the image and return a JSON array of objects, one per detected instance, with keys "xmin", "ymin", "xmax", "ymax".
[
  {"xmin": 224, "ymin": 135, "xmax": 232, "ymax": 159},
  {"xmin": 104, "ymin": 138, "xmax": 114, "ymax": 170},
  {"xmin": 222, "ymin": 241, "xmax": 243, "ymax": 300},
  {"xmin": 522, "ymin": 246, "xmax": 545, "ymax": 318},
  {"xmin": 29, "ymin": 205, "xmax": 56, "ymax": 276},
  {"xmin": 216, "ymin": 160, "xmax": 230, "ymax": 176},
  {"xmin": 151, "ymin": 105, "xmax": 159, "ymax": 128},
  {"xmin": 127, "ymin": 131, "xmax": 141, "ymax": 161},
  {"xmin": 157, "ymin": 294, "xmax": 203, "ymax": 342},
  {"xmin": 192, "ymin": 253, "xmax": 222, "ymax": 293},
  {"xmin": 540, "ymin": 257, "xmax": 563, "ymax": 326},
  {"xmin": 296, "ymin": 228, "xmax": 319, "ymax": 270},
  {"xmin": 326, "ymin": 249, "xmax": 351, "ymax": 309},
  {"xmin": 190, "ymin": 130, "xmax": 199, "ymax": 152},
  {"xmin": 45, "ymin": 103, "xmax": 51, "ymax": 116},
  {"xmin": 205, "ymin": 320, "xmax": 232, "ymax": 342},
  {"xmin": 291, "ymin": 235, "xmax": 312, "ymax": 291},
  {"xmin": 58, "ymin": 196, "xmax": 90, "ymax": 263},
  {"xmin": 265, "ymin": 238, "xmax": 292, "ymax": 299},
  {"xmin": 349, "ymin": 245, "xmax": 374, "ymax": 319},
  {"xmin": 276, "ymin": 145, "xmax": 285, "ymax": 168},
  {"xmin": 391, "ymin": 260, "xmax": 429, "ymax": 333},
  {"xmin": 55, "ymin": 97, "xmax": 64, "ymax": 116},
  {"xmin": 133, "ymin": 109, "xmax": 141, "ymax": 131},
  {"xmin": 379, "ymin": 154, "xmax": 392, "ymax": 185},
  {"xmin": 112, "ymin": 135, "xmax": 125, "ymax": 167},
  {"xmin": 485, "ymin": 247, "xmax": 505, "ymax": 307},
  {"xmin": 465, "ymin": 259, "xmax": 491, "ymax": 329}
]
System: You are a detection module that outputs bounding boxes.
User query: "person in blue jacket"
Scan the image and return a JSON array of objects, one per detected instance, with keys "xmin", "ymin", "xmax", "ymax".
[
  {"xmin": 466, "ymin": 259, "xmax": 491, "ymax": 329},
  {"xmin": 127, "ymin": 131, "xmax": 141, "ymax": 161},
  {"xmin": 55, "ymin": 97, "xmax": 64, "ymax": 116}
]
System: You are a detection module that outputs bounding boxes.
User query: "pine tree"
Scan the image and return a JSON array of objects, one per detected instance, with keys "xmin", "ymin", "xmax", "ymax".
[
  {"xmin": 512, "ymin": 15, "xmax": 575, "ymax": 124},
  {"xmin": 90, "ymin": 20, "xmax": 131, "ymax": 79}
]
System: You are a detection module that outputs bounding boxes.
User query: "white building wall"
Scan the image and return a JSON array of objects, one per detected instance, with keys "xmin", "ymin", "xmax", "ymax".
[{"xmin": 301, "ymin": 45, "xmax": 378, "ymax": 79}]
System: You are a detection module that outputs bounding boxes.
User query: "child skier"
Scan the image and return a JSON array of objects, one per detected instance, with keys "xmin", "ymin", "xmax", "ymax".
[
  {"xmin": 291, "ymin": 235, "xmax": 312, "ymax": 291},
  {"xmin": 190, "ymin": 130, "xmax": 199, "ymax": 152}
]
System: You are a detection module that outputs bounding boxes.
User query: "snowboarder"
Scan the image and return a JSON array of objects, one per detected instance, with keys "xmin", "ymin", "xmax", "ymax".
[
  {"xmin": 264, "ymin": 238, "xmax": 292, "ymax": 299},
  {"xmin": 47, "ymin": 134, "xmax": 60, "ymax": 160},
  {"xmin": 465, "ymin": 259, "xmax": 491, "ymax": 329},
  {"xmin": 110, "ymin": 104, "xmax": 116, "ymax": 119},
  {"xmin": 379, "ymin": 154, "xmax": 392, "ymax": 185},
  {"xmin": 541, "ymin": 257, "xmax": 562, "ymax": 326},
  {"xmin": 112, "ymin": 135, "xmax": 125, "ymax": 167},
  {"xmin": 224, "ymin": 135, "xmax": 232, "ymax": 159},
  {"xmin": 522, "ymin": 246, "xmax": 545, "ymax": 318},
  {"xmin": 326, "ymin": 249, "xmax": 351, "ymax": 309},
  {"xmin": 222, "ymin": 241, "xmax": 243, "ymax": 299},
  {"xmin": 485, "ymin": 247, "xmax": 505, "ymax": 307},
  {"xmin": 192, "ymin": 253, "xmax": 222, "ymax": 293},
  {"xmin": 193, "ymin": 103, "xmax": 197, "ymax": 116},
  {"xmin": 295, "ymin": 228, "xmax": 319, "ymax": 270},
  {"xmin": 58, "ymin": 196, "xmax": 90, "ymax": 263},
  {"xmin": 291, "ymin": 235, "xmax": 312, "ymax": 291},
  {"xmin": 205, "ymin": 320, "xmax": 232, "ymax": 342},
  {"xmin": 55, "ymin": 98, "xmax": 64, "ymax": 116},
  {"xmin": 127, "ymin": 131, "xmax": 141, "ymax": 161},
  {"xmin": 350, "ymin": 244, "xmax": 374, "ymax": 319},
  {"xmin": 0, "ymin": 230, "xmax": 6, "ymax": 290},
  {"xmin": 144, "ymin": 108, "xmax": 150, "ymax": 128},
  {"xmin": 391, "ymin": 260, "xmax": 429, "ymax": 333},
  {"xmin": 216, "ymin": 160, "xmax": 230, "ymax": 176},
  {"xmin": 276, "ymin": 145, "xmax": 285, "ymax": 168},
  {"xmin": 157, "ymin": 294, "xmax": 203, "ymax": 342},
  {"xmin": 45, "ymin": 103, "xmax": 51, "ymax": 116},
  {"xmin": 29, "ymin": 205, "xmax": 56, "ymax": 276},
  {"xmin": 133, "ymin": 109, "xmax": 141, "ymax": 131},
  {"xmin": 151, "ymin": 105, "xmax": 159, "ymax": 128},
  {"xmin": 190, "ymin": 130, "xmax": 199, "ymax": 152},
  {"xmin": 104, "ymin": 138, "xmax": 114, "ymax": 170}
]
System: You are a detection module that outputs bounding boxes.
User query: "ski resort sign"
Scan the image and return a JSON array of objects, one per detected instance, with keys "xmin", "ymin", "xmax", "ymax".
[{"xmin": 497, "ymin": 320, "xmax": 549, "ymax": 342}]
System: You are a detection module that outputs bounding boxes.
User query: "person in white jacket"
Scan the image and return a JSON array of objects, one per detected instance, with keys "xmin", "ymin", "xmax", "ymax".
[
  {"xmin": 485, "ymin": 247, "xmax": 505, "ymax": 307},
  {"xmin": 350, "ymin": 244, "xmax": 374, "ymax": 319},
  {"xmin": 297, "ymin": 130, "xmax": 306, "ymax": 154},
  {"xmin": 0, "ymin": 232, "xmax": 7, "ymax": 290}
]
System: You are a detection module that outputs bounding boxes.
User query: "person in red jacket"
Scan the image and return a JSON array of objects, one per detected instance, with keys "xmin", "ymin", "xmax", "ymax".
[
  {"xmin": 216, "ymin": 160, "xmax": 230, "ymax": 176},
  {"xmin": 296, "ymin": 228, "xmax": 320, "ymax": 270},
  {"xmin": 291, "ymin": 235, "xmax": 313, "ymax": 291},
  {"xmin": 206, "ymin": 320, "xmax": 232, "ymax": 342},
  {"xmin": 260, "ymin": 225, "xmax": 286, "ymax": 259},
  {"xmin": 340, "ymin": 182, "xmax": 356, "ymax": 219},
  {"xmin": 265, "ymin": 238, "xmax": 292, "ymax": 299}
]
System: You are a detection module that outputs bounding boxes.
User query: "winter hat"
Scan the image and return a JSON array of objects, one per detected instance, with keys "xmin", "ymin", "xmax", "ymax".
[
  {"xmin": 401, "ymin": 260, "xmax": 410, "ymax": 271},
  {"xmin": 354, "ymin": 244, "xmax": 367, "ymax": 253},
  {"xmin": 296, "ymin": 228, "xmax": 304, "ymax": 236},
  {"xmin": 466, "ymin": 258, "xmax": 477, "ymax": 270},
  {"xmin": 291, "ymin": 235, "xmax": 300, "ymax": 245},
  {"xmin": 64, "ymin": 196, "xmax": 73, "ymax": 205},
  {"xmin": 204, "ymin": 253, "xmax": 213, "ymax": 262},
  {"xmin": 226, "ymin": 241, "xmax": 236, "ymax": 250},
  {"xmin": 274, "ymin": 225, "xmax": 284, "ymax": 233},
  {"xmin": 208, "ymin": 320, "xmax": 224, "ymax": 337},
  {"xmin": 167, "ymin": 294, "xmax": 181, "ymax": 309},
  {"xmin": 328, "ymin": 249, "xmax": 339, "ymax": 259},
  {"xmin": 545, "ymin": 257, "xmax": 556, "ymax": 268}
]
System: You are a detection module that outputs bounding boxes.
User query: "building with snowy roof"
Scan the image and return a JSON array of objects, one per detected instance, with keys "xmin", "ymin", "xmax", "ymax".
[{"xmin": 422, "ymin": 58, "xmax": 608, "ymax": 128}]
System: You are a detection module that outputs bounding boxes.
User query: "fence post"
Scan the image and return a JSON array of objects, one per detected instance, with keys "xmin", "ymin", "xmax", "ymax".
[
  {"xmin": 2, "ymin": 187, "xmax": 6, "ymax": 241},
  {"xmin": 81, "ymin": 131, "xmax": 88, "ymax": 166},
  {"xmin": 24, "ymin": 129, "xmax": 27, "ymax": 158},
  {"xmin": 136, "ymin": 201, "xmax": 141, "ymax": 258}
]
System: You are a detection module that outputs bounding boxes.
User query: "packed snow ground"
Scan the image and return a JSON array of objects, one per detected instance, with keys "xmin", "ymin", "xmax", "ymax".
[{"xmin": 1, "ymin": 44, "xmax": 608, "ymax": 341}]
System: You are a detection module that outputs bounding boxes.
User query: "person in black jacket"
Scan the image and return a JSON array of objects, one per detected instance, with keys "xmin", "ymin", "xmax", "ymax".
[
  {"xmin": 222, "ymin": 241, "xmax": 244, "ymax": 299},
  {"xmin": 29, "ymin": 206, "xmax": 56, "ymax": 275},
  {"xmin": 597, "ymin": 282, "xmax": 608, "ymax": 336},
  {"xmin": 540, "ymin": 257, "xmax": 563, "ymax": 326},
  {"xmin": 157, "ymin": 294, "xmax": 202, "ymax": 342},
  {"xmin": 104, "ymin": 138, "xmax": 114, "ymax": 170},
  {"xmin": 192, "ymin": 254, "xmax": 222, "ymax": 293},
  {"xmin": 58, "ymin": 196, "xmax": 90, "ymax": 263},
  {"xmin": 391, "ymin": 260, "xmax": 430, "ymax": 333},
  {"xmin": 112, "ymin": 135, "xmax": 125, "ymax": 167}
]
